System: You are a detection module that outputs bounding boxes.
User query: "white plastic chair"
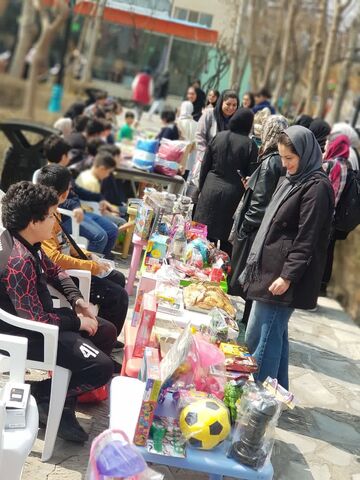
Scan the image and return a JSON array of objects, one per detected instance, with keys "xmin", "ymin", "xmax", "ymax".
[
  {"xmin": 0, "ymin": 334, "xmax": 39, "ymax": 479},
  {"xmin": 0, "ymin": 269, "xmax": 92, "ymax": 462},
  {"xmin": 57, "ymin": 207, "xmax": 89, "ymax": 250}
]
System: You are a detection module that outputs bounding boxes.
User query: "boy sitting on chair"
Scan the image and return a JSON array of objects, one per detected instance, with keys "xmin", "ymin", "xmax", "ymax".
[
  {"xmin": 37, "ymin": 164, "xmax": 128, "ymax": 344},
  {"xmin": 0, "ymin": 182, "xmax": 116, "ymax": 443}
]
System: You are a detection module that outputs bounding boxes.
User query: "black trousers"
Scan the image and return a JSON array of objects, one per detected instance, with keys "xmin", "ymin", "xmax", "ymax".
[
  {"xmin": 89, "ymin": 270, "xmax": 128, "ymax": 336},
  {"xmin": 1, "ymin": 316, "xmax": 116, "ymax": 400}
]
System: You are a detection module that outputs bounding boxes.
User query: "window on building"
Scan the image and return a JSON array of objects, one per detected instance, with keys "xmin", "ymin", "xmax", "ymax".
[
  {"xmin": 188, "ymin": 10, "xmax": 199, "ymax": 23},
  {"xmin": 174, "ymin": 7, "xmax": 187, "ymax": 20},
  {"xmin": 199, "ymin": 13, "xmax": 213, "ymax": 28}
]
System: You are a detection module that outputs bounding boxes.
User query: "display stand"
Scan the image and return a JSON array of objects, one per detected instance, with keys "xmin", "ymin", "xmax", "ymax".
[{"xmin": 110, "ymin": 377, "xmax": 274, "ymax": 480}]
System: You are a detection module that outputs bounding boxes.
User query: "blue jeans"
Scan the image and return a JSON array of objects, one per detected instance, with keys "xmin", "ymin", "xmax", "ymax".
[
  {"xmin": 245, "ymin": 301, "xmax": 294, "ymax": 390},
  {"xmin": 63, "ymin": 212, "xmax": 118, "ymax": 258}
]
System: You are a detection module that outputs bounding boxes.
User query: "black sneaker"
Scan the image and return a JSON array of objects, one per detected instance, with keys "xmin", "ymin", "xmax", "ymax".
[
  {"xmin": 37, "ymin": 401, "xmax": 50, "ymax": 428},
  {"xmin": 111, "ymin": 358, "xmax": 122, "ymax": 373},
  {"xmin": 57, "ymin": 408, "xmax": 89, "ymax": 443},
  {"xmin": 113, "ymin": 340, "xmax": 124, "ymax": 350},
  {"xmin": 37, "ymin": 400, "xmax": 89, "ymax": 443}
]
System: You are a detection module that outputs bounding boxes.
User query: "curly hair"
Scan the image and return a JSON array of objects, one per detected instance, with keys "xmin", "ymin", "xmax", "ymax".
[{"xmin": 2, "ymin": 181, "xmax": 58, "ymax": 232}]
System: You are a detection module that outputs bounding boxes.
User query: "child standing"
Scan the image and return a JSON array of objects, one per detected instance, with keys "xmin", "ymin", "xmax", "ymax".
[
  {"xmin": 118, "ymin": 111, "xmax": 135, "ymax": 141},
  {"xmin": 156, "ymin": 109, "xmax": 179, "ymax": 142}
]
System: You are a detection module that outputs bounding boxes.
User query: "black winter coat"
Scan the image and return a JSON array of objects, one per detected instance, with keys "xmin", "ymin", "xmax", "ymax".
[
  {"xmin": 194, "ymin": 131, "xmax": 258, "ymax": 240},
  {"xmin": 229, "ymin": 152, "xmax": 284, "ymax": 295},
  {"xmin": 243, "ymin": 173, "xmax": 334, "ymax": 309}
]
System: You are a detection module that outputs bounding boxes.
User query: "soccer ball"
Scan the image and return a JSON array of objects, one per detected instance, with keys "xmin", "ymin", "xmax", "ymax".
[{"xmin": 179, "ymin": 398, "xmax": 231, "ymax": 450}]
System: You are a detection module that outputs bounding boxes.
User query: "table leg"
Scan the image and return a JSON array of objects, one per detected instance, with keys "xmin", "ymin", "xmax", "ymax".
[{"xmin": 121, "ymin": 218, "xmax": 136, "ymax": 259}]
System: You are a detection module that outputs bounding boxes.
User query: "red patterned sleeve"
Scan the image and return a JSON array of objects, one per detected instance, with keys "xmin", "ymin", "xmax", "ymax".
[{"xmin": 5, "ymin": 254, "xmax": 62, "ymax": 326}]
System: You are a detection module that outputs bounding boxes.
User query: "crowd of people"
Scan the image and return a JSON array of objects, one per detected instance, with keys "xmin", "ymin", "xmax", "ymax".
[{"xmin": 0, "ymin": 70, "xmax": 359, "ymax": 448}]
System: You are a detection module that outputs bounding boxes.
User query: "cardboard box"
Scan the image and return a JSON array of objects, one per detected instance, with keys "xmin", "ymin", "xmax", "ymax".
[
  {"xmin": 3, "ymin": 382, "xmax": 30, "ymax": 429},
  {"xmin": 133, "ymin": 293, "xmax": 157, "ymax": 358},
  {"xmin": 134, "ymin": 347, "xmax": 162, "ymax": 446}
]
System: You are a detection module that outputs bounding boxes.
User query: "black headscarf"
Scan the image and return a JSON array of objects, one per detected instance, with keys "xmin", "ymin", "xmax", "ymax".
[
  {"xmin": 294, "ymin": 114, "xmax": 313, "ymax": 129},
  {"xmin": 229, "ymin": 107, "xmax": 254, "ymax": 136},
  {"xmin": 214, "ymin": 89, "xmax": 240, "ymax": 132},
  {"xmin": 64, "ymin": 102, "xmax": 86, "ymax": 120},
  {"xmin": 192, "ymin": 88, "xmax": 206, "ymax": 121},
  {"xmin": 309, "ymin": 118, "xmax": 331, "ymax": 152}
]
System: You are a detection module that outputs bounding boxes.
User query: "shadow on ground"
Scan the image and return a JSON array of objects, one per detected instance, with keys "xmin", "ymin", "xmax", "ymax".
[
  {"xmin": 289, "ymin": 339, "xmax": 360, "ymax": 385},
  {"xmin": 278, "ymin": 406, "xmax": 360, "ymax": 456}
]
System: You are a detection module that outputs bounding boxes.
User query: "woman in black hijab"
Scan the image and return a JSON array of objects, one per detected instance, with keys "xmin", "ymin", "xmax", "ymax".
[
  {"xmin": 186, "ymin": 86, "xmax": 206, "ymax": 121},
  {"xmin": 294, "ymin": 114, "xmax": 313, "ymax": 129},
  {"xmin": 309, "ymin": 118, "xmax": 331, "ymax": 152},
  {"xmin": 194, "ymin": 108, "xmax": 258, "ymax": 255}
]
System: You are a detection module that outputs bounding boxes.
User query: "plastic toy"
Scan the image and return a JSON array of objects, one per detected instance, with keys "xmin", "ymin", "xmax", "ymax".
[
  {"xmin": 150, "ymin": 421, "xmax": 167, "ymax": 452},
  {"xmin": 179, "ymin": 398, "xmax": 231, "ymax": 450},
  {"xmin": 223, "ymin": 382, "xmax": 243, "ymax": 423}
]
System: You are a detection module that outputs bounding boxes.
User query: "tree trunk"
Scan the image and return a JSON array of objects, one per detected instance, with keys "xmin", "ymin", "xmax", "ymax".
[
  {"xmin": 230, "ymin": 0, "xmax": 246, "ymax": 90},
  {"xmin": 23, "ymin": 0, "xmax": 69, "ymax": 119},
  {"xmin": 272, "ymin": 0, "xmax": 297, "ymax": 106},
  {"xmin": 304, "ymin": 0, "xmax": 327, "ymax": 115},
  {"xmin": 81, "ymin": 0, "xmax": 107, "ymax": 84},
  {"xmin": 315, "ymin": 0, "xmax": 351, "ymax": 118},
  {"xmin": 328, "ymin": 16, "xmax": 359, "ymax": 124},
  {"xmin": 249, "ymin": 0, "xmax": 260, "ymax": 90},
  {"xmin": 0, "ymin": 0, "xmax": 10, "ymax": 17},
  {"xmin": 261, "ymin": 0, "xmax": 285, "ymax": 90},
  {"xmin": 9, "ymin": 1, "xmax": 37, "ymax": 78}
]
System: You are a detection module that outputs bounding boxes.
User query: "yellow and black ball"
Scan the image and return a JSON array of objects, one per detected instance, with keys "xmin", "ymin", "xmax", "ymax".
[{"xmin": 179, "ymin": 399, "xmax": 231, "ymax": 450}]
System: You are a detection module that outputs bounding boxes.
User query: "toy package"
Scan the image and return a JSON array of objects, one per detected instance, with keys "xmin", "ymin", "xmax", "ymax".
[
  {"xmin": 219, "ymin": 342, "xmax": 258, "ymax": 374},
  {"xmin": 145, "ymin": 234, "xmax": 169, "ymax": 268},
  {"xmin": 186, "ymin": 222, "xmax": 208, "ymax": 240},
  {"xmin": 147, "ymin": 417, "xmax": 186, "ymax": 457},
  {"xmin": 160, "ymin": 326, "xmax": 226, "ymax": 399},
  {"xmin": 86, "ymin": 429, "xmax": 164, "ymax": 480},
  {"xmin": 153, "ymin": 324, "xmax": 183, "ymax": 358},
  {"xmin": 155, "ymin": 282, "xmax": 183, "ymax": 316},
  {"xmin": 228, "ymin": 382, "xmax": 281, "ymax": 469},
  {"xmin": 133, "ymin": 294, "xmax": 157, "ymax": 358},
  {"xmin": 134, "ymin": 348, "xmax": 162, "ymax": 446},
  {"xmin": 131, "ymin": 289, "xmax": 145, "ymax": 327},
  {"xmin": 134, "ymin": 204, "xmax": 154, "ymax": 240},
  {"xmin": 205, "ymin": 308, "xmax": 239, "ymax": 343}
]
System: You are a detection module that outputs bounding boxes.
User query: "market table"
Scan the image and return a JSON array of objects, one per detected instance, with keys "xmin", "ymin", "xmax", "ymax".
[
  {"xmin": 110, "ymin": 376, "xmax": 274, "ymax": 480},
  {"xmin": 114, "ymin": 165, "xmax": 185, "ymax": 193}
]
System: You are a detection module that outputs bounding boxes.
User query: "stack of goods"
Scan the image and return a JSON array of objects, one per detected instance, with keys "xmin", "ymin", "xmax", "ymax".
[
  {"xmin": 132, "ymin": 139, "xmax": 159, "ymax": 172},
  {"xmin": 154, "ymin": 139, "xmax": 190, "ymax": 177}
]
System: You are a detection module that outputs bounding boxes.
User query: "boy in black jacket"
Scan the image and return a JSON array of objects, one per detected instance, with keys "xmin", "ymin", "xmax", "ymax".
[{"xmin": 0, "ymin": 182, "xmax": 116, "ymax": 442}]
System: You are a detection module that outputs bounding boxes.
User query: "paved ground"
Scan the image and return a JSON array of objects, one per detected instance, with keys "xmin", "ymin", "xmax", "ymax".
[{"xmin": 21, "ymin": 259, "xmax": 360, "ymax": 480}]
